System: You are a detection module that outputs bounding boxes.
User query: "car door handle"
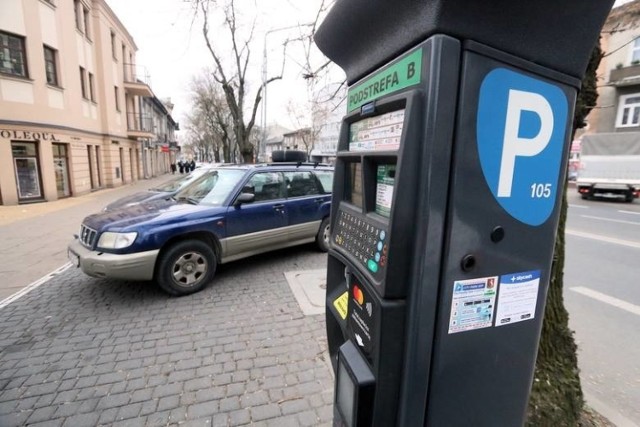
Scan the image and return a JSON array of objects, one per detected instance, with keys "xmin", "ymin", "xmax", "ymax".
[
  {"xmin": 314, "ymin": 198, "xmax": 324, "ymax": 204},
  {"xmin": 272, "ymin": 204, "xmax": 285, "ymax": 210}
]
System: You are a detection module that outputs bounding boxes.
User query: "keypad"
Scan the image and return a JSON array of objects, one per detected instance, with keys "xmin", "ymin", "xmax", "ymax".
[{"xmin": 333, "ymin": 210, "xmax": 388, "ymax": 275}]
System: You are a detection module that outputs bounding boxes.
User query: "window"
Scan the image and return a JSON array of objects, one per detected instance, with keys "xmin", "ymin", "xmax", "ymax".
[
  {"xmin": 43, "ymin": 45, "xmax": 58, "ymax": 86},
  {"xmin": 284, "ymin": 171, "xmax": 320, "ymax": 198},
  {"xmin": 617, "ymin": 94, "xmax": 640, "ymax": 127},
  {"xmin": 88, "ymin": 72, "xmax": 95, "ymax": 101},
  {"xmin": 245, "ymin": 172, "xmax": 285, "ymax": 202},
  {"xmin": 110, "ymin": 31, "xmax": 116, "ymax": 60},
  {"xmin": 0, "ymin": 31, "xmax": 28, "ymax": 78},
  {"xmin": 114, "ymin": 86, "xmax": 120, "ymax": 111},
  {"xmin": 83, "ymin": 6, "xmax": 91, "ymax": 40},
  {"xmin": 632, "ymin": 38, "xmax": 640, "ymax": 64},
  {"xmin": 74, "ymin": 0, "xmax": 82, "ymax": 32},
  {"xmin": 79, "ymin": 66, "xmax": 87, "ymax": 99}
]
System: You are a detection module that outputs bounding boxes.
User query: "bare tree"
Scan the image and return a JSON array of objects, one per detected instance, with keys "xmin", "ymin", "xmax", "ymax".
[
  {"xmin": 283, "ymin": 0, "xmax": 345, "ymax": 158},
  {"xmin": 183, "ymin": 72, "xmax": 235, "ymax": 162},
  {"xmin": 191, "ymin": 0, "xmax": 292, "ymax": 163}
]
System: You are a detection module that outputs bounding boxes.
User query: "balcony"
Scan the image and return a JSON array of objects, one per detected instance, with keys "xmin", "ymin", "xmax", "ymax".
[
  {"xmin": 127, "ymin": 112, "xmax": 154, "ymax": 139},
  {"xmin": 123, "ymin": 63, "xmax": 154, "ymax": 97},
  {"xmin": 609, "ymin": 63, "xmax": 640, "ymax": 87}
]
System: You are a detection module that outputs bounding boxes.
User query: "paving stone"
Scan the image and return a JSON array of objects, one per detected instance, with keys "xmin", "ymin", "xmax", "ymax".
[
  {"xmin": 61, "ymin": 412, "xmax": 99, "ymax": 427},
  {"xmin": 0, "ymin": 249, "xmax": 334, "ymax": 427}
]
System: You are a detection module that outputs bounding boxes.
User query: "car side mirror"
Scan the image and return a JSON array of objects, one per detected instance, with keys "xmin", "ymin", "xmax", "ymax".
[{"xmin": 234, "ymin": 192, "xmax": 255, "ymax": 206}]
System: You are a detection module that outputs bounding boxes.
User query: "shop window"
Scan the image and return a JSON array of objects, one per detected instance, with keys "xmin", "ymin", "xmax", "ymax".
[
  {"xmin": 44, "ymin": 45, "xmax": 58, "ymax": 86},
  {"xmin": 0, "ymin": 31, "xmax": 28, "ymax": 78},
  {"xmin": 12, "ymin": 142, "xmax": 43, "ymax": 201}
]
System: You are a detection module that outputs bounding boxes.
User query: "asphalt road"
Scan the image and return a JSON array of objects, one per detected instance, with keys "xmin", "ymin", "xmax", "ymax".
[{"xmin": 564, "ymin": 187, "xmax": 640, "ymax": 426}]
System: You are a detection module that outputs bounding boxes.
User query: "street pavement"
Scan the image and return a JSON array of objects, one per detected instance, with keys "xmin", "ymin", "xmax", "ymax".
[{"xmin": 0, "ymin": 175, "xmax": 335, "ymax": 426}]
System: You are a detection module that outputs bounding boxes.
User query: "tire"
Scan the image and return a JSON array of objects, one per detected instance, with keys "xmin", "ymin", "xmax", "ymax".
[
  {"xmin": 581, "ymin": 194, "xmax": 589, "ymax": 200},
  {"xmin": 156, "ymin": 240, "xmax": 217, "ymax": 296},
  {"xmin": 625, "ymin": 192, "xmax": 634, "ymax": 203},
  {"xmin": 316, "ymin": 217, "xmax": 331, "ymax": 252}
]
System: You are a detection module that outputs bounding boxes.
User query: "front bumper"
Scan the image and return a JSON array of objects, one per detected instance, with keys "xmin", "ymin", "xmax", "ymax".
[{"xmin": 68, "ymin": 238, "xmax": 159, "ymax": 281}]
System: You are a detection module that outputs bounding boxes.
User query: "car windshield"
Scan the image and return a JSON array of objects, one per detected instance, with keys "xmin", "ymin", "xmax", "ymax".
[
  {"xmin": 174, "ymin": 169, "xmax": 246, "ymax": 205},
  {"xmin": 150, "ymin": 169, "xmax": 208, "ymax": 192}
]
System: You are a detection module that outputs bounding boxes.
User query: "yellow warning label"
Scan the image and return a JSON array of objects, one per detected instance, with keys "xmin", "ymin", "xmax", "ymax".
[{"xmin": 333, "ymin": 291, "xmax": 349, "ymax": 320}]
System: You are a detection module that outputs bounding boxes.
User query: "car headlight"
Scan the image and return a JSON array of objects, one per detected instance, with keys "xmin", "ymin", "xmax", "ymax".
[{"xmin": 97, "ymin": 232, "xmax": 137, "ymax": 249}]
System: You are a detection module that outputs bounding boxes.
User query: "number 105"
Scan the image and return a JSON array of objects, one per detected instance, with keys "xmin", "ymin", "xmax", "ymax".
[{"xmin": 530, "ymin": 183, "xmax": 552, "ymax": 198}]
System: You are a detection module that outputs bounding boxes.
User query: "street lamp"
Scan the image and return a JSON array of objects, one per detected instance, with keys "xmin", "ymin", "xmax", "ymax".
[{"xmin": 259, "ymin": 23, "xmax": 313, "ymax": 162}]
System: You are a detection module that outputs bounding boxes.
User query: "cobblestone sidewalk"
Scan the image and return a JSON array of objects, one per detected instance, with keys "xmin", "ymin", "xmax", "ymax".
[{"xmin": 0, "ymin": 246, "xmax": 334, "ymax": 426}]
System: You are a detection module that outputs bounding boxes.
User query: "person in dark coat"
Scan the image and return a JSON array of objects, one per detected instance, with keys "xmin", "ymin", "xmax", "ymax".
[
  {"xmin": 178, "ymin": 161, "xmax": 184, "ymax": 174},
  {"xmin": 189, "ymin": 159, "xmax": 196, "ymax": 172},
  {"xmin": 170, "ymin": 163, "xmax": 176, "ymax": 174}
]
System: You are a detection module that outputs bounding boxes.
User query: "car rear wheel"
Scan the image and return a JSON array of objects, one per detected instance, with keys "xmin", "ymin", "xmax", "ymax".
[
  {"xmin": 316, "ymin": 217, "xmax": 331, "ymax": 252},
  {"xmin": 156, "ymin": 240, "xmax": 216, "ymax": 296}
]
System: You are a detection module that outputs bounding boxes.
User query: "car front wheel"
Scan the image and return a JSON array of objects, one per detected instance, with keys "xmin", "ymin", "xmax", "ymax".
[
  {"xmin": 156, "ymin": 240, "xmax": 216, "ymax": 296},
  {"xmin": 316, "ymin": 217, "xmax": 331, "ymax": 252}
]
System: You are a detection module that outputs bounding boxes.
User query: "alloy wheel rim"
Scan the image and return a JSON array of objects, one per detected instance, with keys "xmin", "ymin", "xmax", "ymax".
[{"xmin": 172, "ymin": 251, "xmax": 207, "ymax": 288}]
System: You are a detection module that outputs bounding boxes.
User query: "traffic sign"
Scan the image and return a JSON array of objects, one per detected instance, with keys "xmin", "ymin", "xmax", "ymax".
[{"xmin": 477, "ymin": 68, "xmax": 569, "ymax": 226}]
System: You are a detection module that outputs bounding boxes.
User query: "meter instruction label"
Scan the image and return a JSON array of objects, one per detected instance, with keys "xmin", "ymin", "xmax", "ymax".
[
  {"xmin": 495, "ymin": 270, "xmax": 540, "ymax": 327},
  {"xmin": 477, "ymin": 68, "xmax": 569, "ymax": 226},
  {"xmin": 347, "ymin": 49, "xmax": 422, "ymax": 112},
  {"xmin": 448, "ymin": 276, "xmax": 498, "ymax": 334},
  {"xmin": 333, "ymin": 291, "xmax": 349, "ymax": 320}
]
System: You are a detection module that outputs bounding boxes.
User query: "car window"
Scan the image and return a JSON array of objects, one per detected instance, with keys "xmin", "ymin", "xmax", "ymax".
[
  {"xmin": 243, "ymin": 172, "xmax": 285, "ymax": 202},
  {"xmin": 314, "ymin": 171, "xmax": 334, "ymax": 194},
  {"xmin": 284, "ymin": 171, "xmax": 321, "ymax": 198},
  {"xmin": 174, "ymin": 169, "xmax": 246, "ymax": 205}
]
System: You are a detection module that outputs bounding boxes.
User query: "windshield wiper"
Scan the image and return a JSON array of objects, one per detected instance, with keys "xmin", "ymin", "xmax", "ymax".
[{"xmin": 176, "ymin": 196, "xmax": 199, "ymax": 205}]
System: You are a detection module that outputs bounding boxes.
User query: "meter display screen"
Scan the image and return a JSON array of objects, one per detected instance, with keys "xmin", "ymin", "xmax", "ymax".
[
  {"xmin": 348, "ymin": 163, "xmax": 363, "ymax": 209},
  {"xmin": 376, "ymin": 165, "xmax": 395, "ymax": 217},
  {"xmin": 349, "ymin": 110, "xmax": 405, "ymax": 152}
]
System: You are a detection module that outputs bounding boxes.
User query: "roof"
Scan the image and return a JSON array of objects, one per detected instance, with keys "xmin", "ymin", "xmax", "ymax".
[{"xmin": 606, "ymin": 0, "xmax": 640, "ymax": 31}]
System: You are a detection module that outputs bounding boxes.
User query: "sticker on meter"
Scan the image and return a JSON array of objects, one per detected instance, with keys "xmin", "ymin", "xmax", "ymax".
[
  {"xmin": 477, "ymin": 68, "xmax": 569, "ymax": 226},
  {"xmin": 333, "ymin": 291, "xmax": 349, "ymax": 320},
  {"xmin": 448, "ymin": 276, "xmax": 498, "ymax": 334}
]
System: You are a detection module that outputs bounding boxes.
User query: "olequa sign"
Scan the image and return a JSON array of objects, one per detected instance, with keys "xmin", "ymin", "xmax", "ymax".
[{"xmin": 0, "ymin": 129, "xmax": 60, "ymax": 141}]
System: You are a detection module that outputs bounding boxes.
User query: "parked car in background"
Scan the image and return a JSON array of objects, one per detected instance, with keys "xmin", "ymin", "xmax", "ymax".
[
  {"xmin": 102, "ymin": 165, "xmax": 223, "ymax": 211},
  {"xmin": 68, "ymin": 160, "xmax": 334, "ymax": 296}
]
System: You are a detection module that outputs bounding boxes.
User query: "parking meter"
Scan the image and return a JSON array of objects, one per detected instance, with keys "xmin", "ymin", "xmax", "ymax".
[{"xmin": 315, "ymin": 1, "xmax": 613, "ymax": 426}]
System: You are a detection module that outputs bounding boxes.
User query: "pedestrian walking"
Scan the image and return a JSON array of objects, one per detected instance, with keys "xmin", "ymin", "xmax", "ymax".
[
  {"xmin": 178, "ymin": 161, "xmax": 184, "ymax": 174},
  {"xmin": 170, "ymin": 163, "xmax": 176, "ymax": 174},
  {"xmin": 189, "ymin": 159, "xmax": 196, "ymax": 172}
]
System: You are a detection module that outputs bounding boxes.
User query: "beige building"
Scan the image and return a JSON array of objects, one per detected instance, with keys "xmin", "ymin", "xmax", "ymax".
[
  {"xmin": 0, "ymin": 0, "xmax": 178, "ymax": 206},
  {"xmin": 585, "ymin": 1, "xmax": 640, "ymax": 135}
]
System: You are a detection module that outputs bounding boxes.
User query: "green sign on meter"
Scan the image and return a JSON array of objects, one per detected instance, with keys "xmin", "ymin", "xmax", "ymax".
[{"xmin": 347, "ymin": 49, "xmax": 422, "ymax": 112}]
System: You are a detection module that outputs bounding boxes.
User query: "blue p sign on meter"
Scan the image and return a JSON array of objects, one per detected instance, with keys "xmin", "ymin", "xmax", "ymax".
[{"xmin": 477, "ymin": 68, "xmax": 569, "ymax": 226}]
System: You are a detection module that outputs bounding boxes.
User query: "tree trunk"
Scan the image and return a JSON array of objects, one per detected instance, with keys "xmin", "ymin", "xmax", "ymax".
[{"xmin": 526, "ymin": 40, "xmax": 602, "ymax": 426}]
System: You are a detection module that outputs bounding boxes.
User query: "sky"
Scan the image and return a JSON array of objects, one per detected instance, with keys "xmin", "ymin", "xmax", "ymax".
[
  {"xmin": 106, "ymin": 0, "xmax": 631, "ymax": 142},
  {"xmin": 105, "ymin": 0, "xmax": 338, "ymax": 139}
]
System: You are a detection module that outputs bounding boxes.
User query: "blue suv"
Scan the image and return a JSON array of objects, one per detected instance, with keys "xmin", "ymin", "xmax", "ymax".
[{"xmin": 68, "ymin": 162, "xmax": 333, "ymax": 296}]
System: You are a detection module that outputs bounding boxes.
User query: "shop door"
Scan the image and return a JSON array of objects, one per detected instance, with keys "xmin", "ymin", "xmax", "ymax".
[{"xmin": 53, "ymin": 143, "xmax": 71, "ymax": 198}]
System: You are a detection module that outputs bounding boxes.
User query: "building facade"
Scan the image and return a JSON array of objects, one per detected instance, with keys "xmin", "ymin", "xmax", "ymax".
[
  {"xmin": 585, "ymin": 1, "xmax": 640, "ymax": 136},
  {"xmin": 0, "ymin": 0, "xmax": 178, "ymax": 206}
]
